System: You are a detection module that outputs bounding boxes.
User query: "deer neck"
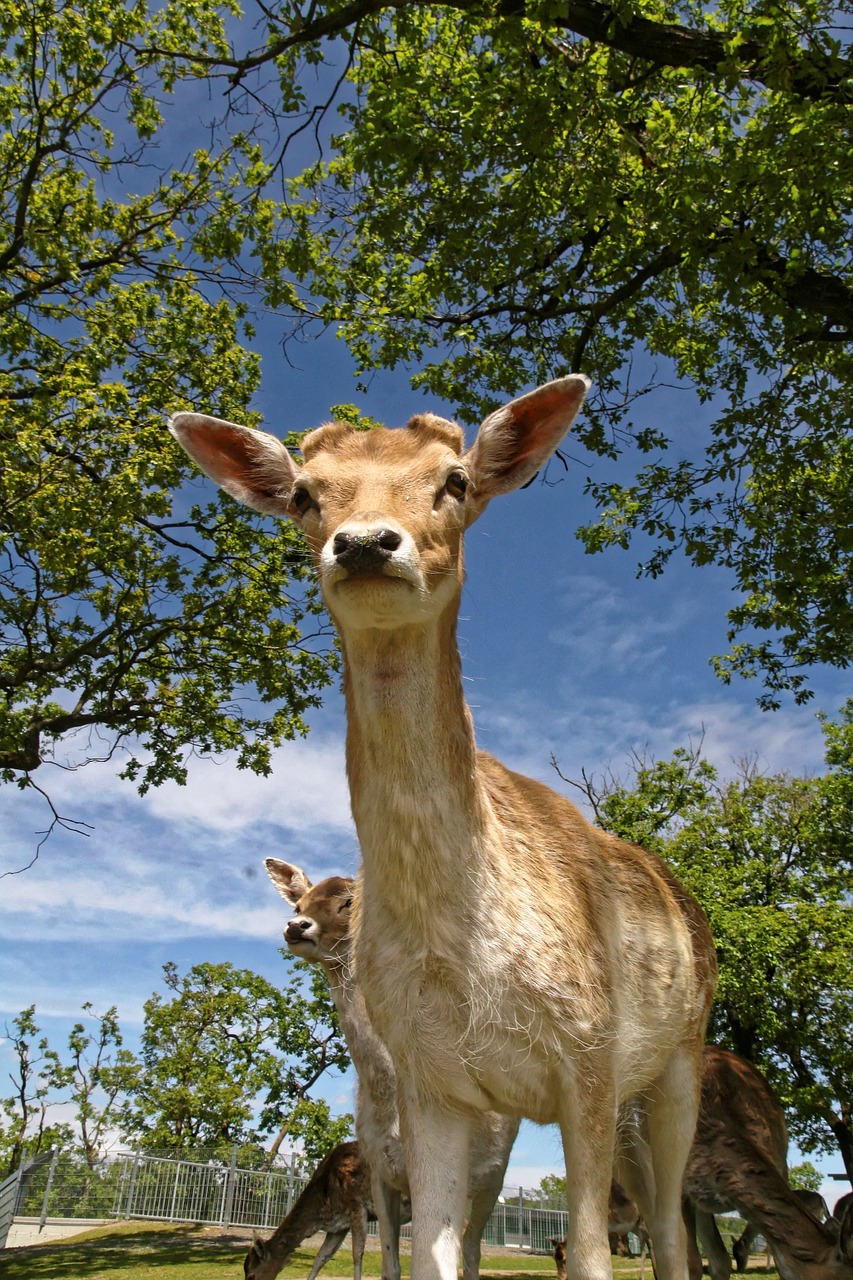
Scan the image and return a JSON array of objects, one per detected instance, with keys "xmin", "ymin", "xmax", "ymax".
[
  {"xmin": 730, "ymin": 1165, "xmax": 836, "ymax": 1279},
  {"xmin": 324, "ymin": 953, "xmax": 398, "ymax": 1118},
  {"xmin": 339, "ymin": 607, "xmax": 485, "ymax": 882},
  {"xmin": 265, "ymin": 1187, "xmax": 322, "ymax": 1262}
]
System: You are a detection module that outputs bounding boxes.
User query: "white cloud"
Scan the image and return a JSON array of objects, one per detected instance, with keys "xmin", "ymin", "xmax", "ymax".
[
  {"xmin": 472, "ymin": 678, "xmax": 835, "ymax": 818},
  {"xmin": 145, "ymin": 733, "xmax": 354, "ymax": 834}
]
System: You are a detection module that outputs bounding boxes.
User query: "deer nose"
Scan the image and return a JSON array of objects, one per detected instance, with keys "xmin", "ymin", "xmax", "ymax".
[
  {"xmin": 285, "ymin": 918, "xmax": 311, "ymax": 941},
  {"xmin": 332, "ymin": 526, "xmax": 402, "ymax": 572}
]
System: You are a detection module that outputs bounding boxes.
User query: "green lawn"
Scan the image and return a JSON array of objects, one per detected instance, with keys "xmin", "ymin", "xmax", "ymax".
[
  {"xmin": 0, "ymin": 1223, "xmax": 780, "ymax": 1280},
  {"xmin": 0, "ymin": 1223, "xmax": 562, "ymax": 1280}
]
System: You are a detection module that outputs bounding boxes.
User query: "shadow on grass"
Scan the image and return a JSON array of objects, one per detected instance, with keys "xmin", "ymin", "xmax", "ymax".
[{"xmin": 0, "ymin": 1223, "xmax": 252, "ymax": 1278}]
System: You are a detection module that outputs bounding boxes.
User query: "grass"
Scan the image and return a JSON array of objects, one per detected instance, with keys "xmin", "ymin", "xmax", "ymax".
[
  {"xmin": 0, "ymin": 1222, "xmax": 563, "ymax": 1280},
  {"xmin": 0, "ymin": 1223, "xmax": 783, "ymax": 1280}
]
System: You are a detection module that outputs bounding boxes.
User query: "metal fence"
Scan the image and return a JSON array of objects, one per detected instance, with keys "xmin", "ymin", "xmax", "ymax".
[{"xmin": 7, "ymin": 1145, "xmax": 569, "ymax": 1247}]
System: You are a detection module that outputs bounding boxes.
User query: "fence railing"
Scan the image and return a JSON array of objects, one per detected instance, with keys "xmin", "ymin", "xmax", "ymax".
[{"xmin": 7, "ymin": 1145, "xmax": 570, "ymax": 1246}]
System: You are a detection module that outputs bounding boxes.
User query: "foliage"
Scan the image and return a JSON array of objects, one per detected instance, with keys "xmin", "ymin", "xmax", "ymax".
[
  {"xmin": 64, "ymin": 1004, "xmax": 139, "ymax": 1169},
  {"xmin": 534, "ymin": 1172, "xmax": 567, "ymax": 1206},
  {"xmin": 1, "ymin": 958, "xmax": 351, "ymax": 1176},
  {"xmin": 564, "ymin": 702, "xmax": 853, "ymax": 1178},
  {"xmin": 0, "ymin": 0, "xmax": 337, "ymax": 841},
  {"xmin": 787, "ymin": 1161, "xmax": 824, "ymax": 1193},
  {"xmin": 1, "ymin": 1003, "xmax": 139, "ymax": 1178},
  {"xmin": 119, "ymin": 957, "xmax": 351, "ymax": 1155},
  {"xmin": 188, "ymin": 0, "xmax": 852, "ymax": 708},
  {"xmin": 4, "ymin": 0, "xmax": 851, "ymax": 828}
]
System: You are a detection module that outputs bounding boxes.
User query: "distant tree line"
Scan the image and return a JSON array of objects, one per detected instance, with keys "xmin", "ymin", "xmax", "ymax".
[{"xmin": 0, "ymin": 955, "xmax": 352, "ymax": 1181}]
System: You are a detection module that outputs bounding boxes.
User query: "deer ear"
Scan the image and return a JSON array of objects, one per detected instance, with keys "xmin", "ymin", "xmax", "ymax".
[
  {"xmin": 169, "ymin": 412, "xmax": 301, "ymax": 517},
  {"xmin": 463, "ymin": 375, "xmax": 590, "ymax": 506},
  {"xmin": 265, "ymin": 858, "xmax": 313, "ymax": 906}
]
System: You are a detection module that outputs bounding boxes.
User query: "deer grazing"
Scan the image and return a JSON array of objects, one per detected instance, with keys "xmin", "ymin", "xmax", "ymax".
[
  {"xmin": 265, "ymin": 857, "xmax": 518, "ymax": 1280},
  {"xmin": 682, "ymin": 1046, "xmax": 853, "ymax": 1280},
  {"xmin": 244, "ymin": 1141, "xmax": 375, "ymax": 1280},
  {"xmin": 170, "ymin": 376, "xmax": 717, "ymax": 1280},
  {"xmin": 733, "ymin": 1191, "xmax": 833, "ymax": 1272},
  {"xmin": 551, "ymin": 1182, "xmax": 649, "ymax": 1277}
]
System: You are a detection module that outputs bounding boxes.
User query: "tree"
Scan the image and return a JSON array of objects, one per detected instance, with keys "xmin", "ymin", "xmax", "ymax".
[
  {"xmin": 788, "ymin": 1161, "xmax": 823, "ymax": 1193},
  {"xmin": 5, "ymin": 0, "xmax": 851, "ymax": 836},
  {"xmin": 0, "ymin": 0, "xmax": 335, "ymax": 844},
  {"xmin": 119, "ymin": 958, "xmax": 352, "ymax": 1157},
  {"xmin": 177, "ymin": 0, "xmax": 853, "ymax": 708},
  {"xmin": 65, "ymin": 1004, "xmax": 138, "ymax": 1169},
  {"xmin": 561, "ymin": 703, "xmax": 853, "ymax": 1178},
  {"xmin": 0, "ymin": 1002, "xmax": 138, "ymax": 1178},
  {"xmin": 0, "ymin": 1006, "xmax": 71, "ymax": 1177}
]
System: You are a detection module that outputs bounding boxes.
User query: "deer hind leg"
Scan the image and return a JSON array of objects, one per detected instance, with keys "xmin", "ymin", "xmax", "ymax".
[
  {"xmin": 306, "ymin": 1230, "xmax": 349, "ymax": 1280},
  {"xmin": 558, "ymin": 1067, "xmax": 618, "ymax": 1280},
  {"xmin": 398, "ymin": 1086, "xmax": 471, "ymax": 1280},
  {"xmin": 462, "ymin": 1171, "xmax": 506, "ymax": 1280},
  {"xmin": 641, "ymin": 1044, "xmax": 703, "ymax": 1280}
]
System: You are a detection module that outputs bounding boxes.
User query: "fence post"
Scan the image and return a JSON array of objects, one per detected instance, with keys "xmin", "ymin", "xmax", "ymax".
[
  {"xmin": 220, "ymin": 1145, "xmax": 238, "ymax": 1227},
  {"xmin": 123, "ymin": 1150, "xmax": 141, "ymax": 1220},
  {"xmin": 285, "ymin": 1151, "xmax": 297, "ymax": 1215},
  {"xmin": 38, "ymin": 1147, "xmax": 59, "ymax": 1231}
]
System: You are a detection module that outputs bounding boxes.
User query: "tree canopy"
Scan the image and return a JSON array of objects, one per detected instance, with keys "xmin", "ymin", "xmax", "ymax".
[
  {"xmin": 0, "ymin": 0, "xmax": 335, "ymax": 832},
  {"xmin": 119, "ymin": 959, "xmax": 352, "ymax": 1156},
  {"xmin": 563, "ymin": 701, "xmax": 853, "ymax": 1179},
  {"xmin": 2, "ymin": 0, "xmax": 851, "ymax": 826},
  {"xmin": 192, "ymin": 0, "xmax": 853, "ymax": 707},
  {"xmin": 276, "ymin": 0, "xmax": 852, "ymax": 708}
]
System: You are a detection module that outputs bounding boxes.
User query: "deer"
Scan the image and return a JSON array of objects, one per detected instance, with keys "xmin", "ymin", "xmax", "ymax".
[
  {"xmin": 169, "ymin": 375, "xmax": 718, "ymax": 1280},
  {"xmin": 244, "ymin": 1140, "xmax": 377, "ymax": 1280},
  {"xmin": 264, "ymin": 857, "xmax": 518, "ymax": 1280},
  {"xmin": 682, "ymin": 1045, "xmax": 853, "ymax": 1280},
  {"xmin": 733, "ymin": 1191, "xmax": 833, "ymax": 1272},
  {"xmin": 551, "ymin": 1182, "xmax": 650, "ymax": 1276}
]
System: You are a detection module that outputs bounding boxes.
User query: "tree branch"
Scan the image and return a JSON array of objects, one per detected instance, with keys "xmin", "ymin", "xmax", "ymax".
[{"xmin": 160, "ymin": 0, "xmax": 853, "ymax": 104}]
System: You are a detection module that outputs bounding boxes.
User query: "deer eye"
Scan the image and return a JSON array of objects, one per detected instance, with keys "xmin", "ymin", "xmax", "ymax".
[
  {"xmin": 291, "ymin": 485, "xmax": 317, "ymax": 516},
  {"xmin": 444, "ymin": 472, "xmax": 469, "ymax": 500}
]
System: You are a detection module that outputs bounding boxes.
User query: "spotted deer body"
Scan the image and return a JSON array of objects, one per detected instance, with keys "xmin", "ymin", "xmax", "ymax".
[
  {"xmin": 171, "ymin": 376, "xmax": 717, "ymax": 1280},
  {"xmin": 683, "ymin": 1047, "xmax": 853, "ymax": 1280},
  {"xmin": 265, "ymin": 857, "xmax": 517, "ymax": 1280}
]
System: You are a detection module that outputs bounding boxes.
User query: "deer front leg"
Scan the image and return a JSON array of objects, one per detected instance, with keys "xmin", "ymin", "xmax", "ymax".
[
  {"xmin": 399, "ymin": 1086, "xmax": 471, "ymax": 1280},
  {"xmin": 559, "ymin": 1071, "xmax": 618, "ymax": 1280},
  {"xmin": 695, "ymin": 1210, "xmax": 734, "ymax": 1280},
  {"xmin": 371, "ymin": 1169, "xmax": 404, "ymax": 1280},
  {"xmin": 306, "ymin": 1230, "xmax": 348, "ymax": 1280},
  {"xmin": 644, "ymin": 1045, "xmax": 703, "ymax": 1280}
]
